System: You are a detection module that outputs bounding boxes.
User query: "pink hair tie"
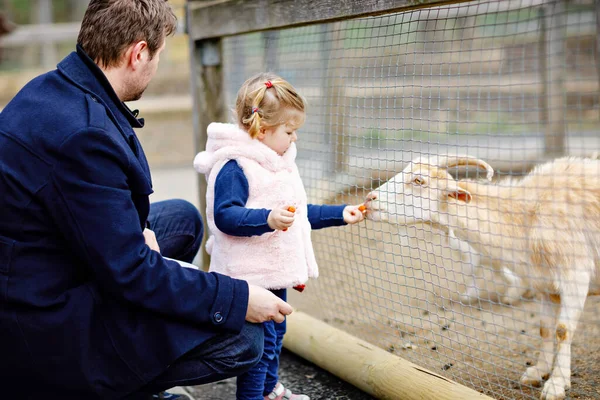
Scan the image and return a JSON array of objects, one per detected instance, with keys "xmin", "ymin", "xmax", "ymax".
[
  {"xmin": 251, "ymin": 107, "xmax": 260, "ymax": 114},
  {"xmin": 265, "ymin": 81, "xmax": 273, "ymax": 88}
]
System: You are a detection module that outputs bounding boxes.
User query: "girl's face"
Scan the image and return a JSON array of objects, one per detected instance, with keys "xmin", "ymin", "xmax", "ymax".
[{"xmin": 258, "ymin": 109, "xmax": 305, "ymax": 156}]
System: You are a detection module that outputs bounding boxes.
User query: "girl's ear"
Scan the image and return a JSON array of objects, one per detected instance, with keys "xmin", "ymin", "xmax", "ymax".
[{"xmin": 256, "ymin": 126, "xmax": 267, "ymax": 140}]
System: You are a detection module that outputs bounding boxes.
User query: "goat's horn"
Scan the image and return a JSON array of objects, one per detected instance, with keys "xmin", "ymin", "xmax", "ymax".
[{"xmin": 435, "ymin": 155, "xmax": 494, "ymax": 181}]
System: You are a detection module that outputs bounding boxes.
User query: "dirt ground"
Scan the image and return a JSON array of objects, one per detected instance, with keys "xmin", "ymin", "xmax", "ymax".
[{"xmin": 287, "ymin": 192, "xmax": 600, "ymax": 400}]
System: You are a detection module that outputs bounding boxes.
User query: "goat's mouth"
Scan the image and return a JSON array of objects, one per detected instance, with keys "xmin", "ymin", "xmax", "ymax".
[
  {"xmin": 364, "ymin": 209, "xmax": 382, "ymax": 221},
  {"xmin": 365, "ymin": 211, "xmax": 432, "ymax": 229}
]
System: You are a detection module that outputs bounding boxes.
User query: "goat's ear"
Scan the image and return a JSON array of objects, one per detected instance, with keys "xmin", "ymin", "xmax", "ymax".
[{"xmin": 446, "ymin": 183, "xmax": 472, "ymax": 204}]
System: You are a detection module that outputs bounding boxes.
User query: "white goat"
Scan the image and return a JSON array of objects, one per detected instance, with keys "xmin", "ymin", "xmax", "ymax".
[{"xmin": 365, "ymin": 155, "xmax": 600, "ymax": 400}]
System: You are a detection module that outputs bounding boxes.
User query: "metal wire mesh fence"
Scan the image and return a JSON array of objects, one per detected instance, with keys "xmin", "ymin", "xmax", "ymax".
[{"xmin": 208, "ymin": 1, "xmax": 600, "ymax": 399}]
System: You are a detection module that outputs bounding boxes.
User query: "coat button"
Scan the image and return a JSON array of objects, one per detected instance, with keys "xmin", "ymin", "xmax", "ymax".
[{"xmin": 214, "ymin": 312, "xmax": 223, "ymax": 323}]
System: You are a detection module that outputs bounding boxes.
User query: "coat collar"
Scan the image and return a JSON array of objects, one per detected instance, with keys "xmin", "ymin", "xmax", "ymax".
[{"xmin": 57, "ymin": 45, "xmax": 145, "ymax": 130}]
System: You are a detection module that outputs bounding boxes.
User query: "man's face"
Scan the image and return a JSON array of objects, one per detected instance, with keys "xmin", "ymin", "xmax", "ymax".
[{"xmin": 123, "ymin": 39, "xmax": 166, "ymax": 102}]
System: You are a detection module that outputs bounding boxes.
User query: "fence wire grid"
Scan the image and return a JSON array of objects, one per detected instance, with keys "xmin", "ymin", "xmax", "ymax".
[{"xmin": 218, "ymin": 1, "xmax": 600, "ymax": 399}]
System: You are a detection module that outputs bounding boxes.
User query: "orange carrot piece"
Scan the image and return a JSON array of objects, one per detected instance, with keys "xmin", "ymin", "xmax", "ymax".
[
  {"xmin": 358, "ymin": 204, "xmax": 366, "ymax": 212},
  {"xmin": 283, "ymin": 206, "xmax": 296, "ymax": 231}
]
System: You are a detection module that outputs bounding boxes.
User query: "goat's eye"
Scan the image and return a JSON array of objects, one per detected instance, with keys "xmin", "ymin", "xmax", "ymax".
[{"xmin": 413, "ymin": 177, "xmax": 425, "ymax": 185}]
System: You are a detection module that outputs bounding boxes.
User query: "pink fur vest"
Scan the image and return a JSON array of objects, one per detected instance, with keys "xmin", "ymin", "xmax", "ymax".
[{"xmin": 193, "ymin": 123, "xmax": 318, "ymax": 289}]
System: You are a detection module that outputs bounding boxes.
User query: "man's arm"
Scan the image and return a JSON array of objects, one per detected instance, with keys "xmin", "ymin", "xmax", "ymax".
[{"xmin": 48, "ymin": 128, "xmax": 250, "ymax": 331}]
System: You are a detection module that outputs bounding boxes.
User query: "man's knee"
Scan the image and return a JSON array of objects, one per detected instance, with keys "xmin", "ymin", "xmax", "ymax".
[
  {"xmin": 234, "ymin": 322, "xmax": 264, "ymax": 371},
  {"xmin": 208, "ymin": 322, "xmax": 264, "ymax": 378},
  {"xmin": 172, "ymin": 199, "xmax": 203, "ymax": 239}
]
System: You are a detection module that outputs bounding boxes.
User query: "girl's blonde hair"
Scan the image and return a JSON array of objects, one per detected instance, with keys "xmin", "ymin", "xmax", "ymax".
[{"xmin": 236, "ymin": 72, "xmax": 306, "ymax": 138}]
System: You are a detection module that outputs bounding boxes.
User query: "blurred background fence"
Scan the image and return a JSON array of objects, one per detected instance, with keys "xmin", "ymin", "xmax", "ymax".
[
  {"xmin": 187, "ymin": 0, "xmax": 600, "ymax": 399},
  {"xmin": 0, "ymin": 0, "xmax": 194, "ymax": 169}
]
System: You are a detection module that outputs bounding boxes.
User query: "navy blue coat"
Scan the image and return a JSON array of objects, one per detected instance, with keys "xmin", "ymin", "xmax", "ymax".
[{"xmin": 0, "ymin": 47, "xmax": 249, "ymax": 399}]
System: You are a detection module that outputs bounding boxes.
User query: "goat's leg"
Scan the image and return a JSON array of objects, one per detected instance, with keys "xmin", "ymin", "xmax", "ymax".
[
  {"xmin": 500, "ymin": 266, "xmax": 523, "ymax": 304},
  {"xmin": 447, "ymin": 233, "xmax": 481, "ymax": 304},
  {"xmin": 541, "ymin": 276, "xmax": 588, "ymax": 400},
  {"xmin": 459, "ymin": 256, "xmax": 481, "ymax": 304},
  {"xmin": 500, "ymin": 266, "xmax": 532, "ymax": 304},
  {"xmin": 520, "ymin": 294, "xmax": 558, "ymax": 387}
]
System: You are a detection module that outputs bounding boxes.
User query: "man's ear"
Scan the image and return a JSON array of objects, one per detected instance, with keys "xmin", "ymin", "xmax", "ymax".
[
  {"xmin": 446, "ymin": 182, "xmax": 472, "ymax": 204},
  {"xmin": 128, "ymin": 41, "xmax": 148, "ymax": 70}
]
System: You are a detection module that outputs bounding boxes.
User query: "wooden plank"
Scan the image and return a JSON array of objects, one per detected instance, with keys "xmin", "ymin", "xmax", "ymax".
[
  {"xmin": 544, "ymin": 0, "xmax": 567, "ymax": 156},
  {"xmin": 187, "ymin": 4, "xmax": 228, "ymax": 270},
  {"xmin": 285, "ymin": 311, "xmax": 493, "ymax": 400},
  {"xmin": 187, "ymin": 0, "xmax": 460, "ymax": 41},
  {"xmin": 2, "ymin": 22, "xmax": 80, "ymax": 47},
  {"xmin": 186, "ymin": 0, "xmax": 549, "ymax": 41}
]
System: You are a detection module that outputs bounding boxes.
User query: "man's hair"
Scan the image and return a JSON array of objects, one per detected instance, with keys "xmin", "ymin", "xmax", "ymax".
[
  {"xmin": 77, "ymin": 0, "xmax": 177, "ymax": 68},
  {"xmin": 236, "ymin": 72, "xmax": 306, "ymax": 139}
]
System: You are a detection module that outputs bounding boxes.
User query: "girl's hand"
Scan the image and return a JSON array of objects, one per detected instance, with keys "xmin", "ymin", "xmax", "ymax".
[
  {"xmin": 268, "ymin": 206, "xmax": 295, "ymax": 230},
  {"xmin": 343, "ymin": 204, "xmax": 366, "ymax": 225}
]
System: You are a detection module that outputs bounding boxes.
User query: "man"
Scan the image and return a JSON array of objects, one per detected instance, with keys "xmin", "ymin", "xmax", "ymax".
[{"xmin": 0, "ymin": 0, "xmax": 293, "ymax": 399}]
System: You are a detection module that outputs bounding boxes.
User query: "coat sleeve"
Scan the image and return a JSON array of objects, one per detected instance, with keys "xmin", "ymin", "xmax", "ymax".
[
  {"xmin": 214, "ymin": 160, "xmax": 273, "ymax": 237},
  {"xmin": 47, "ymin": 128, "xmax": 248, "ymax": 333},
  {"xmin": 307, "ymin": 204, "xmax": 347, "ymax": 230}
]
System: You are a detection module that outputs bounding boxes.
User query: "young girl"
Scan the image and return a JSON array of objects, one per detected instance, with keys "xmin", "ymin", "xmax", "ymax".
[{"xmin": 194, "ymin": 72, "xmax": 365, "ymax": 400}]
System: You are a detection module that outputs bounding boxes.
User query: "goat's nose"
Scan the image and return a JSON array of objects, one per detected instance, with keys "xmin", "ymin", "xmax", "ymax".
[{"xmin": 366, "ymin": 192, "xmax": 377, "ymax": 202}]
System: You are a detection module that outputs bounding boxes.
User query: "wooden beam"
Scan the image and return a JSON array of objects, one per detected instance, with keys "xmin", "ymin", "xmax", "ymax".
[
  {"xmin": 543, "ymin": 0, "xmax": 567, "ymax": 156},
  {"xmin": 187, "ymin": 0, "xmax": 461, "ymax": 41},
  {"xmin": 2, "ymin": 23, "xmax": 80, "ymax": 47},
  {"xmin": 186, "ymin": 0, "xmax": 549, "ymax": 41},
  {"xmin": 187, "ymin": 3, "xmax": 227, "ymax": 271},
  {"xmin": 284, "ymin": 311, "xmax": 493, "ymax": 400}
]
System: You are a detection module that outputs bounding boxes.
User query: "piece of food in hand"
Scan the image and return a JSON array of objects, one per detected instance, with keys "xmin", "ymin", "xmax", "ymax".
[
  {"xmin": 283, "ymin": 206, "xmax": 296, "ymax": 231},
  {"xmin": 350, "ymin": 203, "xmax": 367, "ymax": 216},
  {"xmin": 293, "ymin": 284, "xmax": 305, "ymax": 293}
]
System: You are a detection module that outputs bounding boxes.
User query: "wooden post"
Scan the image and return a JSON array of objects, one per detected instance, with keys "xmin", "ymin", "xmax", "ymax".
[
  {"xmin": 284, "ymin": 311, "xmax": 493, "ymax": 400},
  {"xmin": 187, "ymin": 4, "xmax": 226, "ymax": 270},
  {"xmin": 323, "ymin": 22, "xmax": 349, "ymax": 173},
  {"xmin": 69, "ymin": 0, "xmax": 89, "ymax": 22},
  {"xmin": 262, "ymin": 30, "xmax": 280, "ymax": 71},
  {"xmin": 595, "ymin": 0, "xmax": 600, "ymax": 122},
  {"xmin": 538, "ymin": 6, "xmax": 548, "ymax": 128},
  {"xmin": 543, "ymin": 0, "xmax": 566, "ymax": 157},
  {"xmin": 37, "ymin": 0, "xmax": 57, "ymax": 70}
]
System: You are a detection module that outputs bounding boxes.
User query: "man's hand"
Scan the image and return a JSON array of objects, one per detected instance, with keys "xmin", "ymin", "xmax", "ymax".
[
  {"xmin": 246, "ymin": 284, "xmax": 293, "ymax": 323},
  {"xmin": 143, "ymin": 228, "xmax": 161, "ymax": 253},
  {"xmin": 343, "ymin": 204, "xmax": 366, "ymax": 224},
  {"xmin": 267, "ymin": 207, "xmax": 295, "ymax": 231}
]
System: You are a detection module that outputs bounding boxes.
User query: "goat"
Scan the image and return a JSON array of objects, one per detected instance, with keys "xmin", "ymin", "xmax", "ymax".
[{"xmin": 365, "ymin": 155, "xmax": 600, "ymax": 400}]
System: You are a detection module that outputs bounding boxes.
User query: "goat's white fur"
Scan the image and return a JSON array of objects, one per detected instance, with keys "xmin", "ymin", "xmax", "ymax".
[
  {"xmin": 444, "ymin": 227, "xmax": 526, "ymax": 304},
  {"xmin": 366, "ymin": 155, "xmax": 600, "ymax": 400}
]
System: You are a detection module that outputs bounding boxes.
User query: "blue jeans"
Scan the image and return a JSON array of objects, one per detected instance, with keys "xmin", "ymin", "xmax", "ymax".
[
  {"xmin": 129, "ymin": 200, "xmax": 264, "ymax": 396},
  {"xmin": 236, "ymin": 289, "xmax": 287, "ymax": 400}
]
